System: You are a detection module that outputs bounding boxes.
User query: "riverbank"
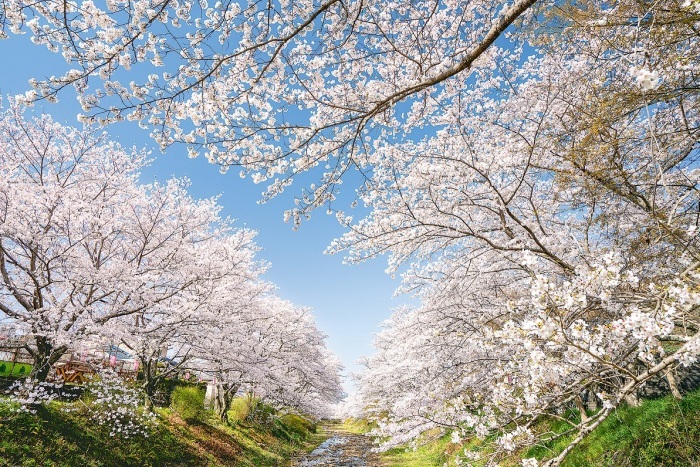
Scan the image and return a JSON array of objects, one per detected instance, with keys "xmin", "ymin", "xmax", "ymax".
[
  {"xmin": 343, "ymin": 387, "xmax": 700, "ymax": 466},
  {"xmin": 0, "ymin": 397, "xmax": 323, "ymax": 466}
]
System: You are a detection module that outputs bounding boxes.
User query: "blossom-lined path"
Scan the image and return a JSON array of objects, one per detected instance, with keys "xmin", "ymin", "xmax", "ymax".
[{"xmin": 293, "ymin": 421, "xmax": 384, "ymax": 467}]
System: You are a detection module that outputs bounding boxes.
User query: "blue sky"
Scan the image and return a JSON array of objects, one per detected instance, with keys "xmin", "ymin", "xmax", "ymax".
[{"xmin": 0, "ymin": 35, "xmax": 411, "ymax": 395}]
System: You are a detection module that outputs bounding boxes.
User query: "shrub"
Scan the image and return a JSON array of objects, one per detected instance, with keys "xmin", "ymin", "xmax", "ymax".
[
  {"xmin": 228, "ymin": 397, "xmax": 250, "ymax": 423},
  {"xmin": 170, "ymin": 386, "xmax": 206, "ymax": 422},
  {"xmin": 272, "ymin": 414, "xmax": 317, "ymax": 442},
  {"xmin": 158, "ymin": 378, "xmax": 202, "ymax": 407},
  {"xmin": 246, "ymin": 399, "xmax": 277, "ymax": 426},
  {"xmin": 281, "ymin": 413, "xmax": 316, "ymax": 436}
]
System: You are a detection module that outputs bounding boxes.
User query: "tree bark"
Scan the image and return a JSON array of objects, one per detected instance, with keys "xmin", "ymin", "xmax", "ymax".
[
  {"xmin": 213, "ymin": 382, "xmax": 241, "ymax": 423},
  {"xmin": 665, "ymin": 368, "xmax": 683, "ymax": 400},
  {"xmin": 140, "ymin": 358, "xmax": 159, "ymax": 410},
  {"xmin": 624, "ymin": 391, "xmax": 640, "ymax": 407},
  {"xmin": 29, "ymin": 337, "xmax": 67, "ymax": 382},
  {"xmin": 575, "ymin": 394, "xmax": 589, "ymax": 422},
  {"xmin": 585, "ymin": 386, "xmax": 598, "ymax": 412}
]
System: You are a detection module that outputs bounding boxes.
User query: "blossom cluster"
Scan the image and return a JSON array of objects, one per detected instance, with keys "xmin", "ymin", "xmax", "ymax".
[
  {"xmin": 81, "ymin": 369, "xmax": 155, "ymax": 438},
  {"xmin": 2, "ymin": 378, "xmax": 64, "ymax": 413}
]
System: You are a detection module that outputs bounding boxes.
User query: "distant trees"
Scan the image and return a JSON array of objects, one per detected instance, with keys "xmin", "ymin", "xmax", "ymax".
[
  {"xmin": 0, "ymin": 102, "xmax": 342, "ymax": 416},
  {"xmin": 198, "ymin": 296, "xmax": 343, "ymax": 421}
]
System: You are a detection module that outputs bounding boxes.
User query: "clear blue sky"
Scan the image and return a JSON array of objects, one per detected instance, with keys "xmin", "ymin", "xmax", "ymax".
[{"xmin": 0, "ymin": 35, "xmax": 411, "ymax": 395}]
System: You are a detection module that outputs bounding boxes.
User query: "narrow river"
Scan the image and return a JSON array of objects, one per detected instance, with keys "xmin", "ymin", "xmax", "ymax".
[{"xmin": 292, "ymin": 421, "xmax": 384, "ymax": 466}]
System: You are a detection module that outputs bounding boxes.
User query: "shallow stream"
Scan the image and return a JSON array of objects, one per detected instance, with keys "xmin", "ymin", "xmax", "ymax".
[{"xmin": 292, "ymin": 422, "xmax": 383, "ymax": 466}]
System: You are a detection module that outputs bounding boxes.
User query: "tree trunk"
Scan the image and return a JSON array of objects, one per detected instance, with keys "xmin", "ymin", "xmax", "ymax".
[
  {"xmin": 575, "ymin": 394, "xmax": 589, "ymax": 422},
  {"xmin": 585, "ymin": 386, "xmax": 599, "ymax": 413},
  {"xmin": 29, "ymin": 337, "xmax": 66, "ymax": 382},
  {"xmin": 624, "ymin": 365, "xmax": 640, "ymax": 407},
  {"xmin": 624, "ymin": 391, "xmax": 640, "ymax": 407},
  {"xmin": 665, "ymin": 368, "xmax": 683, "ymax": 400},
  {"xmin": 140, "ymin": 358, "xmax": 159, "ymax": 410},
  {"xmin": 213, "ymin": 383, "xmax": 240, "ymax": 423}
]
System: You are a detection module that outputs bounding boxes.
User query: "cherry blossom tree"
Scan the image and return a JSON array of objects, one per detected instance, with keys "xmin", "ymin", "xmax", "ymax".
[
  {"xmin": 198, "ymin": 295, "xmax": 343, "ymax": 421},
  {"xmin": 108, "ymin": 229, "xmax": 268, "ymax": 407},
  {"xmin": 348, "ymin": 2, "xmax": 700, "ymax": 463},
  {"xmin": 0, "ymin": 101, "xmax": 148, "ymax": 380},
  {"xmin": 0, "ymin": 103, "xmax": 260, "ymax": 383},
  {"xmin": 2, "ymin": 0, "xmax": 539, "ymax": 220},
  {"xmin": 0, "ymin": 102, "xmax": 343, "ymax": 426},
  {"xmin": 250, "ymin": 297, "xmax": 344, "ymax": 417},
  {"xmin": 2, "ymin": 0, "xmax": 700, "ymax": 462}
]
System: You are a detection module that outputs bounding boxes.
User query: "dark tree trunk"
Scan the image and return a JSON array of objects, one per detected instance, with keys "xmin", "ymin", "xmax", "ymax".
[{"xmin": 29, "ymin": 337, "xmax": 66, "ymax": 382}]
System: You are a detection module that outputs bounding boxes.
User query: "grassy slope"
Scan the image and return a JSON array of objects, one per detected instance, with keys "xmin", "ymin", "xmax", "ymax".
[
  {"xmin": 558, "ymin": 389, "xmax": 700, "ymax": 466},
  {"xmin": 0, "ymin": 398, "xmax": 325, "ymax": 467},
  {"xmin": 381, "ymin": 432, "xmax": 453, "ymax": 467},
  {"xmin": 340, "ymin": 419, "xmax": 456, "ymax": 467},
  {"xmin": 355, "ymin": 388, "xmax": 700, "ymax": 466}
]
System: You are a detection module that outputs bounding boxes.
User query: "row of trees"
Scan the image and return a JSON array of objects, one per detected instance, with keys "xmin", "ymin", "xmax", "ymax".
[
  {"xmin": 0, "ymin": 102, "xmax": 342, "ymax": 419},
  {"xmin": 1, "ymin": 0, "xmax": 699, "ymax": 464},
  {"xmin": 345, "ymin": 1, "xmax": 700, "ymax": 465}
]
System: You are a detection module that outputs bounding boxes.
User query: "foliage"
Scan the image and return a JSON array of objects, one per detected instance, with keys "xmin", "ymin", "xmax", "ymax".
[
  {"xmin": 228, "ymin": 396, "xmax": 251, "ymax": 424},
  {"xmin": 272, "ymin": 413, "xmax": 317, "ymax": 443},
  {"xmin": 170, "ymin": 386, "xmax": 207, "ymax": 423},
  {"xmin": 245, "ymin": 398, "xmax": 278, "ymax": 427}
]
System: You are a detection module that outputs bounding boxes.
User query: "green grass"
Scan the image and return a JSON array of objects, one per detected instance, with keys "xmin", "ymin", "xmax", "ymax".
[
  {"xmin": 341, "ymin": 418, "xmax": 455, "ymax": 466},
  {"xmin": 365, "ymin": 388, "xmax": 700, "ymax": 466},
  {"xmin": 560, "ymin": 389, "xmax": 700, "ymax": 466},
  {"xmin": 380, "ymin": 429, "xmax": 454, "ymax": 467},
  {"xmin": 340, "ymin": 417, "xmax": 374, "ymax": 434},
  {"xmin": 0, "ymin": 361, "xmax": 32, "ymax": 377},
  {"xmin": 0, "ymin": 402, "xmax": 201, "ymax": 467},
  {"xmin": 228, "ymin": 396, "xmax": 251, "ymax": 422},
  {"xmin": 170, "ymin": 386, "xmax": 206, "ymax": 422},
  {"xmin": 0, "ymin": 395, "xmax": 323, "ymax": 466}
]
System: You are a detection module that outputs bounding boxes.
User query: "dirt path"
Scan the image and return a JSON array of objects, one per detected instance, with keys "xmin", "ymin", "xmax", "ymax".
[{"xmin": 292, "ymin": 421, "xmax": 384, "ymax": 467}]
